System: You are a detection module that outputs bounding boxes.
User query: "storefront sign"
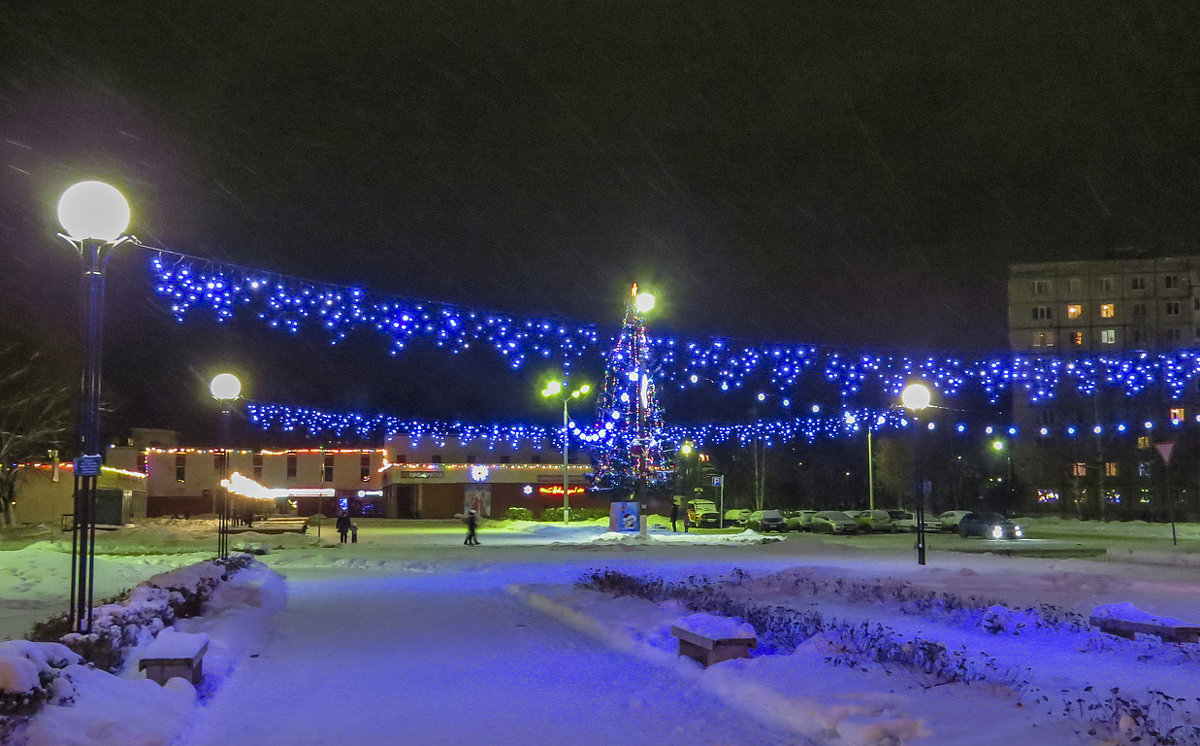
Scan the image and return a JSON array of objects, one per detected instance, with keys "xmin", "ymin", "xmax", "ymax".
[
  {"xmin": 538, "ymin": 485, "xmax": 586, "ymax": 496},
  {"xmin": 400, "ymin": 469, "xmax": 443, "ymax": 479}
]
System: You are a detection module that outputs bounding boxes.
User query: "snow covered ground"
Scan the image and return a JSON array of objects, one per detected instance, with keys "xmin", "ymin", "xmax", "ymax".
[{"xmin": 3, "ymin": 516, "xmax": 1200, "ymax": 744}]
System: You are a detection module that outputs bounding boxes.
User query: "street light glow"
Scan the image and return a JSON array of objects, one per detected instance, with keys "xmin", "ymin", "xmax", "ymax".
[
  {"xmin": 635, "ymin": 291, "xmax": 655, "ymax": 313},
  {"xmin": 210, "ymin": 373, "xmax": 242, "ymax": 401},
  {"xmin": 57, "ymin": 181, "xmax": 130, "ymax": 241},
  {"xmin": 901, "ymin": 382, "xmax": 931, "ymax": 411},
  {"xmin": 541, "ymin": 380, "xmax": 563, "ymax": 397}
]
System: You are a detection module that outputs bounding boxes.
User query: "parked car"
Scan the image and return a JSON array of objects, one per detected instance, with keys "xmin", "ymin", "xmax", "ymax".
[
  {"xmin": 851, "ymin": 509, "xmax": 893, "ymax": 533},
  {"xmin": 958, "ymin": 512, "xmax": 1023, "ymax": 539},
  {"xmin": 937, "ymin": 510, "xmax": 972, "ymax": 532},
  {"xmin": 747, "ymin": 509, "xmax": 787, "ymax": 532},
  {"xmin": 785, "ymin": 510, "xmax": 818, "ymax": 531},
  {"xmin": 686, "ymin": 499, "xmax": 721, "ymax": 528},
  {"xmin": 809, "ymin": 510, "xmax": 860, "ymax": 534},
  {"xmin": 887, "ymin": 510, "xmax": 918, "ymax": 532},
  {"xmin": 723, "ymin": 508, "xmax": 750, "ymax": 527}
]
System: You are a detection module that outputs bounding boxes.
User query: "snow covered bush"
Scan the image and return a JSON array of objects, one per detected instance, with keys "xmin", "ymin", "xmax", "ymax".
[
  {"xmin": 0, "ymin": 641, "xmax": 80, "ymax": 740},
  {"xmin": 504, "ymin": 507, "xmax": 534, "ymax": 521},
  {"xmin": 29, "ymin": 553, "xmax": 254, "ymax": 672}
]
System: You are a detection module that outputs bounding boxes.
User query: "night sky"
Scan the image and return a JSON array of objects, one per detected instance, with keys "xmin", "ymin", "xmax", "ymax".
[{"xmin": 4, "ymin": 2, "xmax": 1200, "ymax": 442}]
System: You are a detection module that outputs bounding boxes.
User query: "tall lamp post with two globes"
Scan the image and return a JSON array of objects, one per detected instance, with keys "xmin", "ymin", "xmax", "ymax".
[
  {"xmin": 57, "ymin": 181, "xmax": 132, "ymax": 634},
  {"xmin": 210, "ymin": 373, "xmax": 242, "ymax": 559},
  {"xmin": 902, "ymin": 382, "xmax": 932, "ymax": 566},
  {"xmin": 541, "ymin": 379, "xmax": 592, "ymax": 524}
]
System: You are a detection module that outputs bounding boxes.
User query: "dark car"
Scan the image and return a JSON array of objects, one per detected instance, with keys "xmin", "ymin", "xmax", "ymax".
[
  {"xmin": 747, "ymin": 509, "xmax": 787, "ymax": 532},
  {"xmin": 958, "ymin": 512, "xmax": 1023, "ymax": 539}
]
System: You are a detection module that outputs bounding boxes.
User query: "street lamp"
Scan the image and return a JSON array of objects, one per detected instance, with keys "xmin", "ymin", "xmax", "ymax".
[
  {"xmin": 210, "ymin": 373, "xmax": 242, "ymax": 558},
  {"xmin": 57, "ymin": 180, "xmax": 131, "ymax": 634},
  {"xmin": 902, "ymin": 382, "xmax": 932, "ymax": 566},
  {"xmin": 541, "ymin": 379, "xmax": 592, "ymax": 524},
  {"xmin": 845, "ymin": 413, "xmax": 886, "ymax": 511}
]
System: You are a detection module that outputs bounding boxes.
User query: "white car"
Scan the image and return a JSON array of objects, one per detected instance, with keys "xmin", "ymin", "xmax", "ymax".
[
  {"xmin": 937, "ymin": 510, "xmax": 972, "ymax": 532},
  {"xmin": 887, "ymin": 510, "xmax": 918, "ymax": 532}
]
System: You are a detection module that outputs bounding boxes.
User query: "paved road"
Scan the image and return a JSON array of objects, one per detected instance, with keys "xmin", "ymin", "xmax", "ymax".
[{"xmin": 180, "ymin": 565, "xmax": 811, "ymax": 746}]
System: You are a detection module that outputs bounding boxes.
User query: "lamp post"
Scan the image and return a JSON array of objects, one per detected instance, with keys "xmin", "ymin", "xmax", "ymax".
[
  {"xmin": 57, "ymin": 181, "xmax": 131, "ymax": 634},
  {"xmin": 541, "ymin": 379, "xmax": 592, "ymax": 524},
  {"xmin": 845, "ymin": 413, "xmax": 885, "ymax": 511},
  {"xmin": 210, "ymin": 373, "xmax": 242, "ymax": 559},
  {"xmin": 902, "ymin": 382, "xmax": 932, "ymax": 566},
  {"xmin": 632, "ymin": 287, "xmax": 654, "ymax": 502}
]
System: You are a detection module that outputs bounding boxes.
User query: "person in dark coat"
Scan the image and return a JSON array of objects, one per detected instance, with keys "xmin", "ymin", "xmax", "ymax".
[
  {"xmin": 669, "ymin": 501, "xmax": 679, "ymax": 532},
  {"xmin": 464, "ymin": 509, "xmax": 479, "ymax": 546},
  {"xmin": 336, "ymin": 511, "xmax": 352, "ymax": 543}
]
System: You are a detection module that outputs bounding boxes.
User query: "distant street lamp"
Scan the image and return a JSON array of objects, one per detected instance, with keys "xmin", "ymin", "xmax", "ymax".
[
  {"xmin": 845, "ymin": 413, "xmax": 886, "ymax": 511},
  {"xmin": 57, "ymin": 180, "xmax": 132, "ymax": 634},
  {"xmin": 541, "ymin": 379, "xmax": 592, "ymax": 524},
  {"xmin": 210, "ymin": 373, "xmax": 242, "ymax": 558},
  {"xmin": 902, "ymin": 382, "xmax": 932, "ymax": 566}
]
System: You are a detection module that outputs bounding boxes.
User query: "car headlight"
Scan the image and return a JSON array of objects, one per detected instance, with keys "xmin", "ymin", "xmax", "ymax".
[
  {"xmin": 990, "ymin": 525, "xmax": 1002, "ymax": 539},
  {"xmin": 1014, "ymin": 526, "xmax": 1023, "ymax": 538}
]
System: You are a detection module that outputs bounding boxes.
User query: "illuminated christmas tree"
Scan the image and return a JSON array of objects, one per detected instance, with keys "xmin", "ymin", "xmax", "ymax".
[{"xmin": 590, "ymin": 284, "xmax": 671, "ymax": 495}]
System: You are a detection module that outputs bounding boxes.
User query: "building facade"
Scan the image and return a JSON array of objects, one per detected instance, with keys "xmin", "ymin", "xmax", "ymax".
[{"xmin": 1008, "ymin": 255, "xmax": 1200, "ymax": 519}]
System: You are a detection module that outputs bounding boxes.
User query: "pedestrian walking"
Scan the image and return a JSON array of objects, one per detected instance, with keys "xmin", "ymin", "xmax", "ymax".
[
  {"xmin": 683, "ymin": 507, "xmax": 691, "ymax": 533},
  {"xmin": 351, "ymin": 522, "xmax": 359, "ymax": 543},
  {"xmin": 669, "ymin": 501, "xmax": 679, "ymax": 532},
  {"xmin": 336, "ymin": 511, "xmax": 351, "ymax": 543},
  {"xmin": 464, "ymin": 509, "xmax": 480, "ymax": 546}
]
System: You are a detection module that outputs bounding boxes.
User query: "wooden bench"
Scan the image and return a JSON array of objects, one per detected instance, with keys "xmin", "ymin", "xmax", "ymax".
[
  {"xmin": 224, "ymin": 517, "xmax": 308, "ymax": 535},
  {"xmin": 670, "ymin": 625, "xmax": 757, "ymax": 667},
  {"xmin": 1089, "ymin": 615, "xmax": 1200, "ymax": 644},
  {"xmin": 138, "ymin": 632, "xmax": 209, "ymax": 686}
]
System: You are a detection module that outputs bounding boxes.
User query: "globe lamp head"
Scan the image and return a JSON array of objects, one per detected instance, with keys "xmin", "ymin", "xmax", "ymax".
[{"xmin": 57, "ymin": 181, "xmax": 130, "ymax": 242}]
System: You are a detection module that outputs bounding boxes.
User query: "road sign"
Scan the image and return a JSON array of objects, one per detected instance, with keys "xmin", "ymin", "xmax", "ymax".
[
  {"xmin": 1155, "ymin": 442, "xmax": 1176, "ymax": 465},
  {"xmin": 712, "ymin": 475, "xmax": 724, "ymax": 487},
  {"xmin": 74, "ymin": 454, "xmax": 102, "ymax": 477}
]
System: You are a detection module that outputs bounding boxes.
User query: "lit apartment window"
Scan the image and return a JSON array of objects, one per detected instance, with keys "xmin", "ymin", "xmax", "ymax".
[
  {"xmin": 1032, "ymin": 280, "xmax": 1051, "ymax": 295},
  {"xmin": 1069, "ymin": 331, "xmax": 1082, "ymax": 345},
  {"xmin": 1066, "ymin": 304, "xmax": 1082, "ymax": 319},
  {"xmin": 1166, "ymin": 301, "xmax": 1182, "ymax": 316},
  {"xmin": 1101, "ymin": 277, "xmax": 1114, "ymax": 291},
  {"xmin": 1068, "ymin": 278, "xmax": 1082, "ymax": 294},
  {"xmin": 1132, "ymin": 302, "xmax": 1147, "ymax": 316},
  {"xmin": 286, "ymin": 454, "xmax": 297, "ymax": 479},
  {"xmin": 1031, "ymin": 306, "xmax": 1051, "ymax": 320},
  {"xmin": 1131, "ymin": 276, "xmax": 1146, "ymax": 290},
  {"xmin": 1072, "ymin": 462, "xmax": 1087, "ymax": 477},
  {"xmin": 1165, "ymin": 275, "xmax": 1180, "ymax": 289},
  {"xmin": 1137, "ymin": 436, "xmax": 1150, "ymax": 450},
  {"xmin": 1100, "ymin": 303, "xmax": 1115, "ymax": 318},
  {"xmin": 323, "ymin": 454, "xmax": 334, "ymax": 482},
  {"xmin": 1100, "ymin": 329, "xmax": 1116, "ymax": 344},
  {"xmin": 1032, "ymin": 331, "xmax": 1056, "ymax": 348},
  {"xmin": 1105, "ymin": 462, "xmax": 1119, "ymax": 477},
  {"xmin": 175, "ymin": 454, "xmax": 186, "ymax": 482},
  {"xmin": 1170, "ymin": 407, "xmax": 1185, "ymax": 421}
]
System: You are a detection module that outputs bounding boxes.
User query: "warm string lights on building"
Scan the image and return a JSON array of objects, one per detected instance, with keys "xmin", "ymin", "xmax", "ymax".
[{"xmin": 150, "ymin": 252, "xmax": 1200, "ymax": 407}]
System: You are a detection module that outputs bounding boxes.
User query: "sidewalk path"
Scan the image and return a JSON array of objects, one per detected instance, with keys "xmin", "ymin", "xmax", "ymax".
[{"xmin": 180, "ymin": 566, "xmax": 811, "ymax": 746}]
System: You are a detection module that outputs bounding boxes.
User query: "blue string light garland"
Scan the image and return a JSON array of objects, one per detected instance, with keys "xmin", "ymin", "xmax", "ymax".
[{"xmin": 150, "ymin": 252, "xmax": 1200, "ymax": 412}]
